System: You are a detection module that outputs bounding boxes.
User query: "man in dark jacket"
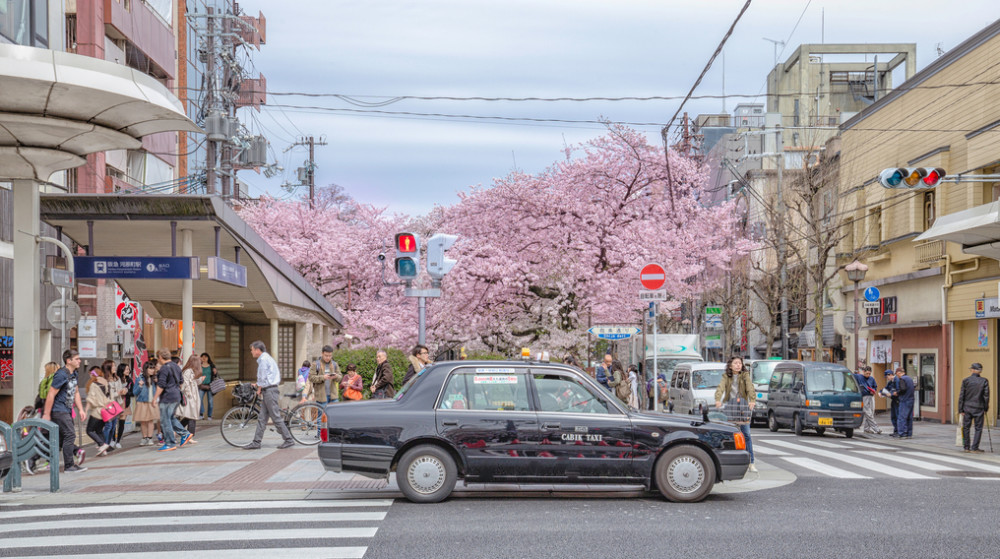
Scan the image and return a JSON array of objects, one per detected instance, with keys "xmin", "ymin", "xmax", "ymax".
[
  {"xmin": 595, "ymin": 354, "xmax": 613, "ymax": 390},
  {"xmin": 893, "ymin": 368, "xmax": 915, "ymax": 438},
  {"xmin": 372, "ymin": 350, "xmax": 396, "ymax": 399},
  {"xmin": 884, "ymin": 370, "xmax": 900, "ymax": 437},
  {"xmin": 959, "ymin": 362, "xmax": 990, "ymax": 452}
]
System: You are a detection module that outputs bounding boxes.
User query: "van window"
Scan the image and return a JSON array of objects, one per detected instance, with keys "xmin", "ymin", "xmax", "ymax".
[
  {"xmin": 805, "ymin": 368, "xmax": 860, "ymax": 393},
  {"xmin": 752, "ymin": 361, "xmax": 778, "ymax": 384},
  {"xmin": 779, "ymin": 371, "xmax": 794, "ymax": 389},
  {"xmin": 691, "ymin": 369, "xmax": 725, "ymax": 390}
]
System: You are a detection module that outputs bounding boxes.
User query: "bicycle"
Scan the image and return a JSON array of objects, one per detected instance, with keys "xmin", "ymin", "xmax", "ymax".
[
  {"xmin": 14, "ymin": 406, "xmax": 83, "ymax": 473},
  {"xmin": 220, "ymin": 383, "xmax": 326, "ymax": 447}
]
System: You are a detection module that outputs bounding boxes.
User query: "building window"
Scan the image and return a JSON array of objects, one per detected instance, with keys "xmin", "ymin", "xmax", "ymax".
[
  {"xmin": 923, "ymin": 191, "xmax": 936, "ymax": 230},
  {"xmin": 868, "ymin": 206, "xmax": 882, "ymax": 245},
  {"xmin": 0, "ymin": 0, "xmax": 48, "ymax": 47},
  {"xmin": 278, "ymin": 325, "xmax": 295, "ymax": 380}
]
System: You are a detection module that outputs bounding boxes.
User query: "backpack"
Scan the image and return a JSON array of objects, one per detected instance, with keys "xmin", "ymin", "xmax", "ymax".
[{"xmin": 38, "ymin": 375, "xmax": 54, "ymax": 400}]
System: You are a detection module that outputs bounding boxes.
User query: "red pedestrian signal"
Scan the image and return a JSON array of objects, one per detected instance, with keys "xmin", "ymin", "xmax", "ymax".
[
  {"xmin": 878, "ymin": 167, "xmax": 946, "ymax": 189},
  {"xmin": 393, "ymin": 232, "xmax": 420, "ymax": 281},
  {"xmin": 396, "ymin": 233, "xmax": 417, "ymax": 254}
]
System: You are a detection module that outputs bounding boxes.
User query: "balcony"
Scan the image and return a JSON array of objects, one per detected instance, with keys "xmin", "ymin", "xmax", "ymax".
[{"xmin": 914, "ymin": 240, "xmax": 945, "ymax": 267}]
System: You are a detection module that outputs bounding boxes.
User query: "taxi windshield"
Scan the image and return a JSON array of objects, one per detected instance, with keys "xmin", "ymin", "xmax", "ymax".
[
  {"xmin": 806, "ymin": 369, "xmax": 859, "ymax": 393},
  {"xmin": 692, "ymin": 369, "xmax": 725, "ymax": 389}
]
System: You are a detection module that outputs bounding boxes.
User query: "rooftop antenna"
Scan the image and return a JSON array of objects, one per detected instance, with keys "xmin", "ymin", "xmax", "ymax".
[{"xmin": 763, "ymin": 37, "xmax": 785, "ymax": 66}]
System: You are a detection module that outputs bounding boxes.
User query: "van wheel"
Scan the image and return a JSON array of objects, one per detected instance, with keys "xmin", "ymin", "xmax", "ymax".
[
  {"xmin": 397, "ymin": 445, "xmax": 457, "ymax": 503},
  {"xmin": 815, "ymin": 427, "xmax": 826, "ymax": 436},
  {"xmin": 843, "ymin": 428, "xmax": 854, "ymax": 439},
  {"xmin": 793, "ymin": 413, "xmax": 804, "ymax": 436},
  {"xmin": 654, "ymin": 445, "xmax": 716, "ymax": 503},
  {"xmin": 767, "ymin": 411, "xmax": 779, "ymax": 432}
]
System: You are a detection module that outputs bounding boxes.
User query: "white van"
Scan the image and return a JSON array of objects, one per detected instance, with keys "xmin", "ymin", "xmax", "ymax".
[
  {"xmin": 643, "ymin": 334, "xmax": 704, "ymax": 386},
  {"xmin": 669, "ymin": 362, "xmax": 728, "ymax": 415}
]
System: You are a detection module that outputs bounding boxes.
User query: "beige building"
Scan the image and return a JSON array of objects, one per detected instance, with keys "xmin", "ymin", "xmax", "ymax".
[{"xmin": 838, "ymin": 19, "xmax": 1000, "ymax": 424}]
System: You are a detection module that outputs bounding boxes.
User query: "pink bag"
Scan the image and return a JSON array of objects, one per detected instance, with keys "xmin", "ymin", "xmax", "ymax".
[{"xmin": 101, "ymin": 401, "xmax": 124, "ymax": 422}]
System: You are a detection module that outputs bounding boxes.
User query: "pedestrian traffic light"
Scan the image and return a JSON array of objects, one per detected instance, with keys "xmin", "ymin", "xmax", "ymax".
[
  {"xmin": 394, "ymin": 232, "xmax": 420, "ymax": 280},
  {"xmin": 426, "ymin": 233, "xmax": 458, "ymax": 280},
  {"xmin": 878, "ymin": 167, "xmax": 947, "ymax": 189}
]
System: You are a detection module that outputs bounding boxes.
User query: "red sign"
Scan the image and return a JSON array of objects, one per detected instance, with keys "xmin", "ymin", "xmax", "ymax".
[{"xmin": 640, "ymin": 263, "xmax": 666, "ymax": 290}]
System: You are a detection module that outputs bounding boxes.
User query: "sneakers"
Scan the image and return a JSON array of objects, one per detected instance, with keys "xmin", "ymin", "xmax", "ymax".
[
  {"xmin": 243, "ymin": 443, "xmax": 261, "ymax": 450},
  {"xmin": 139, "ymin": 437, "xmax": 149, "ymax": 446},
  {"xmin": 179, "ymin": 434, "xmax": 192, "ymax": 447},
  {"xmin": 158, "ymin": 444, "xmax": 177, "ymax": 452},
  {"xmin": 277, "ymin": 440, "xmax": 295, "ymax": 449},
  {"xmin": 748, "ymin": 463, "xmax": 759, "ymax": 473},
  {"xmin": 75, "ymin": 448, "xmax": 86, "ymax": 465},
  {"xmin": 96, "ymin": 444, "xmax": 110, "ymax": 457},
  {"xmin": 64, "ymin": 464, "xmax": 88, "ymax": 473},
  {"xmin": 972, "ymin": 449, "xmax": 985, "ymax": 453}
]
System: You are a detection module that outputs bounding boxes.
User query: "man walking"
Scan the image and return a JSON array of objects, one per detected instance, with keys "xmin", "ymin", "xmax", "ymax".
[
  {"xmin": 595, "ymin": 354, "xmax": 613, "ymax": 390},
  {"xmin": 246, "ymin": 341, "xmax": 295, "ymax": 450},
  {"xmin": 310, "ymin": 345, "xmax": 341, "ymax": 403},
  {"xmin": 41, "ymin": 349, "xmax": 88, "ymax": 472},
  {"xmin": 884, "ymin": 369, "xmax": 900, "ymax": 437},
  {"xmin": 153, "ymin": 348, "xmax": 191, "ymax": 451},
  {"xmin": 857, "ymin": 366, "xmax": 882, "ymax": 434},
  {"xmin": 959, "ymin": 362, "xmax": 990, "ymax": 453},
  {"xmin": 893, "ymin": 367, "xmax": 915, "ymax": 439}
]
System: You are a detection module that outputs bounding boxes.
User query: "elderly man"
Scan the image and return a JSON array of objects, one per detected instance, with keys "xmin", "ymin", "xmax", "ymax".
[
  {"xmin": 959, "ymin": 363, "xmax": 990, "ymax": 453},
  {"xmin": 245, "ymin": 340, "xmax": 295, "ymax": 450},
  {"xmin": 595, "ymin": 354, "xmax": 613, "ymax": 390},
  {"xmin": 372, "ymin": 350, "xmax": 396, "ymax": 399}
]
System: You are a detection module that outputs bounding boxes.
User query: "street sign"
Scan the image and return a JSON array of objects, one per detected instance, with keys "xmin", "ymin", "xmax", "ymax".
[
  {"xmin": 43, "ymin": 267, "xmax": 75, "ymax": 288},
  {"xmin": 588, "ymin": 325, "xmax": 641, "ymax": 340},
  {"xmin": 705, "ymin": 334, "xmax": 722, "ymax": 349},
  {"xmin": 640, "ymin": 263, "xmax": 666, "ymax": 290},
  {"xmin": 639, "ymin": 289, "xmax": 668, "ymax": 301},
  {"xmin": 46, "ymin": 299, "xmax": 82, "ymax": 329},
  {"xmin": 705, "ymin": 306, "xmax": 722, "ymax": 329},
  {"xmin": 863, "ymin": 301, "xmax": 880, "ymax": 309},
  {"xmin": 207, "ymin": 256, "xmax": 248, "ymax": 287},
  {"xmin": 75, "ymin": 256, "xmax": 200, "ymax": 280},
  {"xmin": 78, "ymin": 318, "xmax": 98, "ymax": 337},
  {"xmin": 864, "ymin": 286, "xmax": 880, "ymax": 302}
]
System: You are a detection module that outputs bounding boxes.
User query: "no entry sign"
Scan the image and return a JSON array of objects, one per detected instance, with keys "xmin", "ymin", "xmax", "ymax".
[{"xmin": 640, "ymin": 263, "xmax": 666, "ymax": 290}]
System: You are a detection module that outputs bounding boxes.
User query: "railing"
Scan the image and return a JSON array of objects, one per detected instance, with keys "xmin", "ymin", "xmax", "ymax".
[{"xmin": 915, "ymin": 240, "xmax": 945, "ymax": 264}]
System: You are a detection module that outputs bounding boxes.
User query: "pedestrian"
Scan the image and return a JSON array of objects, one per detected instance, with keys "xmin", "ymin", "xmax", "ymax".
[
  {"xmin": 893, "ymin": 367, "xmax": 915, "ymax": 438},
  {"xmin": 647, "ymin": 371, "xmax": 668, "ymax": 411},
  {"xmin": 245, "ymin": 341, "xmax": 295, "ymax": 450},
  {"xmin": 959, "ymin": 362, "xmax": 990, "ymax": 453},
  {"xmin": 595, "ymin": 354, "xmax": 613, "ymax": 390},
  {"xmin": 112, "ymin": 363, "xmax": 133, "ymax": 447},
  {"xmin": 199, "ymin": 353, "xmax": 218, "ymax": 420},
  {"xmin": 715, "ymin": 356, "xmax": 757, "ymax": 473},
  {"xmin": 883, "ymin": 369, "xmax": 900, "ymax": 436},
  {"xmin": 857, "ymin": 366, "xmax": 882, "ymax": 434},
  {"xmin": 84, "ymin": 366, "xmax": 112, "ymax": 457},
  {"xmin": 176, "ymin": 354, "xmax": 203, "ymax": 443},
  {"xmin": 132, "ymin": 360, "xmax": 159, "ymax": 446},
  {"xmin": 372, "ymin": 350, "xmax": 396, "ymax": 399},
  {"xmin": 41, "ymin": 349, "xmax": 88, "ymax": 472},
  {"xmin": 627, "ymin": 364, "xmax": 640, "ymax": 409},
  {"xmin": 341, "ymin": 363, "xmax": 364, "ymax": 401},
  {"xmin": 310, "ymin": 345, "xmax": 342, "ymax": 403},
  {"xmin": 296, "ymin": 360, "xmax": 314, "ymax": 403},
  {"xmin": 609, "ymin": 359, "xmax": 630, "ymax": 405},
  {"xmin": 152, "ymin": 348, "xmax": 192, "ymax": 452},
  {"xmin": 33, "ymin": 361, "xmax": 59, "ymax": 414},
  {"xmin": 103, "ymin": 361, "xmax": 127, "ymax": 449},
  {"xmin": 402, "ymin": 344, "xmax": 432, "ymax": 385}
]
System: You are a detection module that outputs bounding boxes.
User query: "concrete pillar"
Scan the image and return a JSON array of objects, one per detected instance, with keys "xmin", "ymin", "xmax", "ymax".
[
  {"xmin": 270, "ymin": 318, "xmax": 279, "ymax": 365},
  {"xmin": 12, "ymin": 180, "xmax": 41, "ymax": 413},
  {"xmin": 181, "ymin": 229, "xmax": 193, "ymax": 361}
]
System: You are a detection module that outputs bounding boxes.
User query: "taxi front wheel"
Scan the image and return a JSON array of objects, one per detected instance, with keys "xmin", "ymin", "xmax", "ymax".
[
  {"xmin": 654, "ymin": 445, "xmax": 716, "ymax": 503},
  {"xmin": 397, "ymin": 445, "xmax": 457, "ymax": 503}
]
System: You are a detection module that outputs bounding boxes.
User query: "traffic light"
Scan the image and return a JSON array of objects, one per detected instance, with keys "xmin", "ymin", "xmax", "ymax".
[
  {"xmin": 878, "ymin": 167, "xmax": 946, "ymax": 189},
  {"xmin": 394, "ymin": 232, "xmax": 420, "ymax": 280},
  {"xmin": 426, "ymin": 233, "xmax": 458, "ymax": 279}
]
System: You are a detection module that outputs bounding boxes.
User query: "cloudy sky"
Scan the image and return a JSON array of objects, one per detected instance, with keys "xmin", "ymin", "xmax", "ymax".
[{"xmin": 232, "ymin": 1, "xmax": 997, "ymax": 216}]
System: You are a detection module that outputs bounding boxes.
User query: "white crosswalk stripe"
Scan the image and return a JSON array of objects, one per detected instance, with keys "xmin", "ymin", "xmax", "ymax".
[
  {"xmin": 901, "ymin": 452, "xmax": 1000, "ymax": 474},
  {"xmin": 855, "ymin": 451, "xmax": 960, "ymax": 472},
  {"xmin": 749, "ymin": 443, "xmax": 791, "ymax": 456},
  {"xmin": 839, "ymin": 440, "xmax": 896, "ymax": 450},
  {"xmin": 781, "ymin": 456, "xmax": 871, "ymax": 478},
  {"xmin": 764, "ymin": 439, "xmax": 936, "ymax": 479},
  {"xmin": 0, "ymin": 499, "xmax": 392, "ymax": 557}
]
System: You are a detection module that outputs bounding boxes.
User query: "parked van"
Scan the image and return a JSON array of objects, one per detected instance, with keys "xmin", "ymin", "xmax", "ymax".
[
  {"xmin": 669, "ymin": 362, "xmax": 727, "ymax": 415},
  {"xmin": 766, "ymin": 361, "xmax": 863, "ymax": 437}
]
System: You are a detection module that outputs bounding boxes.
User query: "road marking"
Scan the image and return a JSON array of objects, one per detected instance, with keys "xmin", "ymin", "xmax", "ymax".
[
  {"xmin": 765, "ymin": 439, "xmax": 936, "ymax": 479},
  {"xmin": 0, "ymin": 499, "xmax": 394, "ymax": 520},
  {"xmin": 855, "ymin": 451, "xmax": 959, "ymax": 472},
  {"xmin": 901, "ymin": 452, "xmax": 1000, "ymax": 474},
  {"xmin": 780, "ymin": 457, "xmax": 870, "ymax": 478},
  {"xmin": 3, "ymin": 511, "xmax": 388, "ymax": 533},
  {"xmin": 839, "ymin": 440, "xmax": 895, "ymax": 450},
  {"xmin": 748, "ymin": 443, "xmax": 791, "ymax": 456},
  {"xmin": 25, "ymin": 549, "xmax": 368, "ymax": 559},
  {"xmin": 1, "ymin": 528, "xmax": 380, "ymax": 549},
  {"xmin": 800, "ymin": 440, "xmax": 851, "ymax": 449}
]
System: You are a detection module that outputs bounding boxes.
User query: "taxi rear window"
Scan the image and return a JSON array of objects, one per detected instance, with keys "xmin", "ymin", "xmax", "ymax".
[{"xmin": 438, "ymin": 371, "xmax": 531, "ymax": 411}]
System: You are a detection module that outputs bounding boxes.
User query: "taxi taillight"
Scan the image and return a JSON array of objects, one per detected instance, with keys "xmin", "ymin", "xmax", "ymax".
[
  {"xmin": 320, "ymin": 413, "xmax": 328, "ymax": 443},
  {"xmin": 733, "ymin": 432, "xmax": 746, "ymax": 450}
]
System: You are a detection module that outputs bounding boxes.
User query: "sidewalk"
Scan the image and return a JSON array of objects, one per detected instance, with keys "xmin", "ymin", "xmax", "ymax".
[
  {"xmin": 0, "ymin": 420, "xmax": 388, "ymax": 506},
  {"xmin": 854, "ymin": 414, "xmax": 1000, "ymax": 457}
]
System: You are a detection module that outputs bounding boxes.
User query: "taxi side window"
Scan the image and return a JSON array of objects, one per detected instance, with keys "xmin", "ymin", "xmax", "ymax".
[
  {"xmin": 438, "ymin": 372, "xmax": 530, "ymax": 411},
  {"xmin": 534, "ymin": 374, "xmax": 614, "ymax": 414}
]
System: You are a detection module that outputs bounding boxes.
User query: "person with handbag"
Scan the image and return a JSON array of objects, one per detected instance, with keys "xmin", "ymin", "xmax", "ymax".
[
  {"xmin": 177, "ymin": 354, "xmax": 204, "ymax": 443},
  {"xmin": 199, "ymin": 353, "xmax": 219, "ymax": 420},
  {"xmin": 341, "ymin": 363, "xmax": 365, "ymax": 401},
  {"xmin": 715, "ymin": 356, "xmax": 757, "ymax": 473},
  {"xmin": 84, "ymin": 366, "xmax": 113, "ymax": 457},
  {"xmin": 99, "ymin": 360, "xmax": 125, "ymax": 451},
  {"xmin": 133, "ymin": 361, "xmax": 159, "ymax": 446}
]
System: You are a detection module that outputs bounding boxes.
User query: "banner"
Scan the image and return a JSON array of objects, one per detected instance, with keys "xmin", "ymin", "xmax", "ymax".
[
  {"xmin": 133, "ymin": 319, "xmax": 147, "ymax": 380},
  {"xmin": 114, "ymin": 283, "xmax": 139, "ymax": 331}
]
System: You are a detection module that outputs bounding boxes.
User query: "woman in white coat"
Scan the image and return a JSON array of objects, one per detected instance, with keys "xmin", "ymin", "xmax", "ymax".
[{"xmin": 177, "ymin": 354, "xmax": 204, "ymax": 443}]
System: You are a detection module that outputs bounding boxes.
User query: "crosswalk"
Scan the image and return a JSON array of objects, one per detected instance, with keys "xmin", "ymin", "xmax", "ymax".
[
  {"xmin": 753, "ymin": 434, "xmax": 1000, "ymax": 480},
  {"xmin": 0, "ymin": 499, "xmax": 393, "ymax": 558}
]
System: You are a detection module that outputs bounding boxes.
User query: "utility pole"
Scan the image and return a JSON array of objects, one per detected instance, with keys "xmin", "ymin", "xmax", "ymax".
[
  {"xmin": 287, "ymin": 136, "xmax": 327, "ymax": 208},
  {"xmin": 205, "ymin": 7, "xmax": 217, "ymax": 194},
  {"xmin": 777, "ymin": 125, "xmax": 789, "ymax": 359}
]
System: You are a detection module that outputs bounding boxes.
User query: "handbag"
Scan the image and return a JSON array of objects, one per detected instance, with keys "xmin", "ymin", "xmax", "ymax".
[
  {"xmin": 209, "ymin": 378, "xmax": 227, "ymax": 395},
  {"xmin": 344, "ymin": 387, "xmax": 363, "ymax": 400},
  {"xmin": 101, "ymin": 401, "xmax": 124, "ymax": 422}
]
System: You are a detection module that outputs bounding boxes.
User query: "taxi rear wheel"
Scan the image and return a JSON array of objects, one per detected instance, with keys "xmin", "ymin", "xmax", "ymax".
[
  {"xmin": 397, "ymin": 445, "xmax": 457, "ymax": 504},
  {"xmin": 654, "ymin": 445, "xmax": 716, "ymax": 503}
]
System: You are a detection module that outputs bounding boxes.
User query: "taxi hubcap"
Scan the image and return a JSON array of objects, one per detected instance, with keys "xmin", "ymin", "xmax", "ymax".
[
  {"xmin": 668, "ymin": 455, "xmax": 705, "ymax": 493},
  {"xmin": 408, "ymin": 455, "xmax": 446, "ymax": 494}
]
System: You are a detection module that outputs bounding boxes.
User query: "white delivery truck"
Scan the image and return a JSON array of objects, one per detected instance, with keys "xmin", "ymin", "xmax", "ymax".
[{"xmin": 643, "ymin": 334, "xmax": 704, "ymax": 385}]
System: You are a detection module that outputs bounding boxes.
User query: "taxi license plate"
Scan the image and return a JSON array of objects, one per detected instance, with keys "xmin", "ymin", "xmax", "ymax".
[{"xmin": 818, "ymin": 417, "xmax": 833, "ymax": 426}]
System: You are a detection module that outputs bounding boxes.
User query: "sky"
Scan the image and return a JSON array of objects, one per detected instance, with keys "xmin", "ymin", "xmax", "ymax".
[{"xmin": 231, "ymin": 1, "xmax": 998, "ymax": 217}]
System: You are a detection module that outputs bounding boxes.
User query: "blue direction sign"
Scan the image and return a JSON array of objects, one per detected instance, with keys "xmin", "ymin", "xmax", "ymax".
[
  {"xmin": 588, "ymin": 325, "xmax": 641, "ymax": 340},
  {"xmin": 75, "ymin": 256, "xmax": 199, "ymax": 280},
  {"xmin": 864, "ymin": 286, "xmax": 880, "ymax": 302},
  {"xmin": 207, "ymin": 257, "xmax": 247, "ymax": 288}
]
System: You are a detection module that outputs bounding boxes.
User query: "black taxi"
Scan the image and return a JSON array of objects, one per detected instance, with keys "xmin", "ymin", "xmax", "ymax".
[{"xmin": 318, "ymin": 360, "xmax": 750, "ymax": 503}]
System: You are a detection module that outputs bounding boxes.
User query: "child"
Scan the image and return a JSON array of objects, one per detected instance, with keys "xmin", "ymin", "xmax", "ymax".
[{"xmin": 296, "ymin": 360, "xmax": 314, "ymax": 403}]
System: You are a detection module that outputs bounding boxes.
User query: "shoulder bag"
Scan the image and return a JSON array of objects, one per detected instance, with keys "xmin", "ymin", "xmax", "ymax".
[
  {"xmin": 101, "ymin": 401, "xmax": 124, "ymax": 422},
  {"xmin": 209, "ymin": 377, "xmax": 227, "ymax": 395}
]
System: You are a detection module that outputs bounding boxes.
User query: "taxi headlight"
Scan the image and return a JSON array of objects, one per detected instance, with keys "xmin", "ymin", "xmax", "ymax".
[{"xmin": 850, "ymin": 401, "xmax": 863, "ymax": 408}]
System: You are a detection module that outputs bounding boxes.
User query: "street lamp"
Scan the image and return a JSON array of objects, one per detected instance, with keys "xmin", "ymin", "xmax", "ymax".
[{"xmin": 845, "ymin": 260, "xmax": 869, "ymax": 371}]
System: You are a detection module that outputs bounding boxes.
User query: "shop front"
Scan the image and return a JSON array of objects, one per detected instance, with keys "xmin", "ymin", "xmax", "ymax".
[{"xmin": 951, "ymin": 293, "xmax": 1000, "ymax": 425}]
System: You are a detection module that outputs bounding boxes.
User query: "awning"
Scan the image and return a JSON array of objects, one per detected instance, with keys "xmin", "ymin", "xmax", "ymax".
[{"xmin": 916, "ymin": 201, "xmax": 1000, "ymax": 259}]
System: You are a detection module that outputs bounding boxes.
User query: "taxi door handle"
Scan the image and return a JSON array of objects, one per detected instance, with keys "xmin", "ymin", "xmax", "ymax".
[
  {"xmin": 542, "ymin": 423, "xmax": 561, "ymax": 429},
  {"xmin": 442, "ymin": 421, "xmax": 458, "ymax": 426}
]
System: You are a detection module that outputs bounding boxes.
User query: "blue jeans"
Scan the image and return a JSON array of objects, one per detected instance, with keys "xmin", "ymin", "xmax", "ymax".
[
  {"xmin": 897, "ymin": 399, "xmax": 914, "ymax": 437},
  {"xmin": 158, "ymin": 401, "xmax": 190, "ymax": 446},
  {"xmin": 200, "ymin": 389, "xmax": 214, "ymax": 418},
  {"xmin": 739, "ymin": 423, "xmax": 754, "ymax": 463},
  {"xmin": 102, "ymin": 417, "xmax": 118, "ymax": 444}
]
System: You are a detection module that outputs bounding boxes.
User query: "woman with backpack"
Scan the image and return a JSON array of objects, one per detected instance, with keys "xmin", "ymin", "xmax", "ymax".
[
  {"xmin": 133, "ymin": 361, "xmax": 159, "ymax": 446},
  {"xmin": 608, "ymin": 360, "xmax": 631, "ymax": 406}
]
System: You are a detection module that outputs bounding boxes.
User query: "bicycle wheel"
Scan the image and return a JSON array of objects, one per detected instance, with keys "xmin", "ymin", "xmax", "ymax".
[
  {"xmin": 221, "ymin": 405, "xmax": 259, "ymax": 447},
  {"xmin": 287, "ymin": 402, "xmax": 326, "ymax": 446}
]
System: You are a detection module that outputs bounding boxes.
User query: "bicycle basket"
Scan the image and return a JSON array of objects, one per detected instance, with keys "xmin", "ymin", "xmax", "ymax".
[{"xmin": 232, "ymin": 383, "xmax": 256, "ymax": 404}]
